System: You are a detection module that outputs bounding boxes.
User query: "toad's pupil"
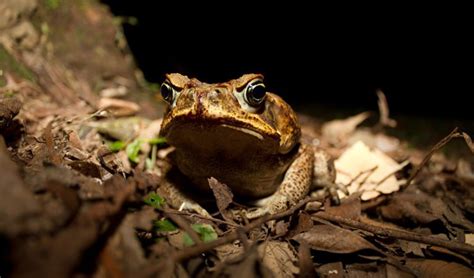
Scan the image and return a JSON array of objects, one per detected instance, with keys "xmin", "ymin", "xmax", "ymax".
[
  {"xmin": 251, "ymin": 85, "xmax": 266, "ymax": 100},
  {"xmin": 161, "ymin": 83, "xmax": 173, "ymax": 102}
]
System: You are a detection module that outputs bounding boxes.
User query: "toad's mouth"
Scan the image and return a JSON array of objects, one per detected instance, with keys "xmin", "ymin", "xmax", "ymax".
[
  {"xmin": 219, "ymin": 124, "xmax": 264, "ymax": 140},
  {"xmin": 160, "ymin": 119, "xmax": 281, "ymax": 155}
]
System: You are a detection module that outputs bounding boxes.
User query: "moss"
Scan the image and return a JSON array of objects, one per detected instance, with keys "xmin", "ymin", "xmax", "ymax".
[
  {"xmin": 45, "ymin": 0, "xmax": 62, "ymax": 10},
  {"xmin": 0, "ymin": 73, "xmax": 6, "ymax": 87},
  {"xmin": 0, "ymin": 45, "xmax": 36, "ymax": 83}
]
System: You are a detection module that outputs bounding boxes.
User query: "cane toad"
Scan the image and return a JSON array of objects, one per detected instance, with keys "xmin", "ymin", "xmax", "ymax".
[{"xmin": 158, "ymin": 73, "xmax": 336, "ymax": 218}]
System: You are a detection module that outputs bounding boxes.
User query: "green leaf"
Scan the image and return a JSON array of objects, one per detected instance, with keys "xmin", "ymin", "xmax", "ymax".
[
  {"xmin": 107, "ymin": 140, "xmax": 126, "ymax": 152},
  {"xmin": 45, "ymin": 0, "xmax": 61, "ymax": 10},
  {"xmin": 145, "ymin": 158, "xmax": 153, "ymax": 170},
  {"xmin": 183, "ymin": 233, "xmax": 194, "ymax": 246},
  {"xmin": 148, "ymin": 137, "xmax": 167, "ymax": 145},
  {"xmin": 192, "ymin": 223, "xmax": 218, "ymax": 243},
  {"xmin": 154, "ymin": 219, "xmax": 177, "ymax": 232},
  {"xmin": 182, "ymin": 224, "xmax": 218, "ymax": 246},
  {"xmin": 126, "ymin": 139, "xmax": 142, "ymax": 163},
  {"xmin": 145, "ymin": 144, "xmax": 157, "ymax": 170},
  {"xmin": 143, "ymin": 193, "xmax": 165, "ymax": 209}
]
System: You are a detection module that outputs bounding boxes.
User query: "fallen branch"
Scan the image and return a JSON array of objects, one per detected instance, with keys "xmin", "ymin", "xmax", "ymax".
[
  {"xmin": 461, "ymin": 131, "xmax": 474, "ymax": 153},
  {"xmin": 170, "ymin": 196, "xmax": 320, "ymax": 262},
  {"xmin": 313, "ymin": 212, "xmax": 474, "ymax": 254},
  {"xmin": 404, "ymin": 127, "xmax": 470, "ymax": 188},
  {"xmin": 164, "ymin": 208, "xmax": 239, "ymax": 227},
  {"xmin": 164, "ymin": 210, "xmax": 202, "ymax": 245},
  {"xmin": 376, "ymin": 89, "xmax": 397, "ymax": 128}
]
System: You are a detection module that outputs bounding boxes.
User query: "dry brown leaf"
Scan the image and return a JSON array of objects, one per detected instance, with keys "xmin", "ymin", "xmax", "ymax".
[
  {"xmin": 379, "ymin": 192, "xmax": 439, "ymax": 224},
  {"xmin": 386, "ymin": 264, "xmax": 416, "ymax": 278},
  {"xmin": 290, "ymin": 212, "xmax": 314, "ymax": 237},
  {"xmin": 322, "ymin": 112, "xmax": 370, "ymax": 146},
  {"xmin": 258, "ymin": 241, "xmax": 299, "ymax": 278},
  {"xmin": 427, "ymin": 246, "xmax": 473, "ymax": 266},
  {"xmin": 380, "ymin": 191, "xmax": 474, "ymax": 230},
  {"xmin": 214, "ymin": 245, "xmax": 273, "ymax": 278},
  {"xmin": 100, "ymin": 86, "xmax": 128, "ymax": 98},
  {"xmin": 293, "ymin": 224, "xmax": 381, "ymax": 254},
  {"xmin": 405, "ymin": 259, "xmax": 473, "ymax": 278},
  {"xmin": 298, "ymin": 241, "xmax": 316, "ymax": 278},
  {"xmin": 399, "ymin": 240, "xmax": 426, "ymax": 257},
  {"xmin": 67, "ymin": 130, "xmax": 83, "ymax": 150},
  {"xmin": 89, "ymin": 117, "xmax": 146, "ymax": 142},
  {"xmin": 335, "ymin": 141, "xmax": 406, "ymax": 201},
  {"xmin": 325, "ymin": 193, "xmax": 361, "ymax": 220},
  {"xmin": 274, "ymin": 220, "xmax": 289, "ymax": 237},
  {"xmin": 68, "ymin": 161, "xmax": 102, "ymax": 178},
  {"xmin": 345, "ymin": 262, "xmax": 387, "ymax": 278},
  {"xmin": 98, "ymin": 97, "xmax": 140, "ymax": 117},
  {"xmin": 208, "ymin": 177, "xmax": 234, "ymax": 213},
  {"xmin": 216, "ymin": 243, "xmax": 245, "ymax": 262}
]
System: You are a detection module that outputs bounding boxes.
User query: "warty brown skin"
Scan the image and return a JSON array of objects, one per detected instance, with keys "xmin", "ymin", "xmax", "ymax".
[{"xmin": 158, "ymin": 73, "xmax": 335, "ymax": 218}]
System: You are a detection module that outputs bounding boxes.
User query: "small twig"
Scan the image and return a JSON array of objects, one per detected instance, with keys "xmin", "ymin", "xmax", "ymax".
[
  {"xmin": 405, "ymin": 127, "xmax": 463, "ymax": 188},
  {"xmin": 347, "ymin": 166, "xmax": 378, "ymax": 186},
  {"xmin": 376, "ymin": 89, "xmax": 397, "ymax": 128},
  {"xmin": 376, "ymin": 160, "xmax": 410, "ymax": 186},
  {"xmin": 237, "ymin": 227, "xmax": 251, "ymax": 251},
  {"xmin": 314, "ymin": 212, "xmax": 474, "ymax": 254},
  {"xmin": 164, "ymin": 208, "xmax": 239, "ymax": 227},
  {"xmin": 164, "ymin": 211, "xmax": 202, "ymax": 244},
  {"xmin": 360, "ymin": 196, "xmax": 387, "ymax": 211},
  {"xmin": 170, "ymin": 196, "xmax": 319, "ymax": 262},
  {"xmin": 356, "ymin": 166, "xmax": 378, "ymax": 186},
  {"xmin": 461, "ymin": 131, "xmax": 474, "ymax": 153}
]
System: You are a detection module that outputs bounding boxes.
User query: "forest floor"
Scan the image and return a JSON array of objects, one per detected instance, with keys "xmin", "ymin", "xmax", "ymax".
[{"xmin": 1, "ymin": 1, "xmax": 473, "ymax": 277}]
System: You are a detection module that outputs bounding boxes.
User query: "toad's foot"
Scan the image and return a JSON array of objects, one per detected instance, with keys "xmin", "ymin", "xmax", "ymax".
[
  {"xmin": 311, "ymin": 181, "xmax": 348, "ymax": 205},
  {"xmin": 244, "ymin": 145, "xmax": 314, "ymax": 219},
  {"xmin": 157, "ymin": 180, "xmax": 212, "ymax": 218}
]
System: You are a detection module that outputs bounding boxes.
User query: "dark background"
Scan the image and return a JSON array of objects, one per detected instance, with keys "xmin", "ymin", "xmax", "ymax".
[{"xmin": 101, "ymin": 2, "xmax": 473, "ymax": 120}]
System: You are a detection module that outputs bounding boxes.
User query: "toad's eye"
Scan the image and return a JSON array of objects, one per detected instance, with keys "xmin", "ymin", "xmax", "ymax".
[
  {"xmin": 160, "ymin": 81, "xmax": 175, "ymax": 104},
  {"xmin": 244, "ymin": 79, "xmax": 266, "ymax": 107}
]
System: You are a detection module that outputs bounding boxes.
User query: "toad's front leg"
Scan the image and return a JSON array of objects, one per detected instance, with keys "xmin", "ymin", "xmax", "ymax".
[{"xmin": 244, "ymin": 145, "xmax": 314, "ymax": 219}]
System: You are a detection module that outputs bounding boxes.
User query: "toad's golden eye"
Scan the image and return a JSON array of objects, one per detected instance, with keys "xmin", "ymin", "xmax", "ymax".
[
  {"xmin": 160, "ymin": 81, "xmax": 175, "ymax": 104},
  {"xmin": 244, "ymin": 79, "xmax": 266, "ymax": 106}
]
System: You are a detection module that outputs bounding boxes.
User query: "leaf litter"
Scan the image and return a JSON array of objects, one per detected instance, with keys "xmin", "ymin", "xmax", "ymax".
[
  {"xmin": 0, "ymin": 1, "xmax": 473, "ymax": 277},
  {"xmin": 2, "ymin": 68, "xmax": 474, "ymax": 278}
]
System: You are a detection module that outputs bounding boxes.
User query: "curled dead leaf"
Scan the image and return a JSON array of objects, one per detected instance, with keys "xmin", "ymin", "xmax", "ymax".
[
  {"xmin": 406, "ymin": 259, "xmax": 473, "ymax": 278},
  {"xmin": 208, "ymin": 177, "xmax": 234, "ymax": 213},
  {"xmin": 335, "ymin": 141, "xmax": 406, "ymax": 201},
  {"xmin": 98, "ymin": 97, "xmax": 140, "ymax": 117},
  {"xmin": 325, "ymin": 193, "xmax": 361, "ymax": 220},
  {"xmin": 257, "ymin": 241, "xmax": 299, "ymax": 278},
  {"xmin": 293, "ymin": 224, "xmax": 381, "ymax": 254},
  {"xmin": 322, "ymin": 112, "xmax": 370, "ymax": 147}
]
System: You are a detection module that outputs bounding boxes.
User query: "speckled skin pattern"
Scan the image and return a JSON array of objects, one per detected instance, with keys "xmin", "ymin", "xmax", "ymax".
[{"xmin": 159, "ymin": 73, "xmax": 335, "ymax": 218}]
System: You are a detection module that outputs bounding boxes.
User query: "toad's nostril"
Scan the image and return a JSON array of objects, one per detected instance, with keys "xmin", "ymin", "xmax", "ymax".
[{"xmin": 208, "ymin": 90, "xmax": 219, "ymax": 100}]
